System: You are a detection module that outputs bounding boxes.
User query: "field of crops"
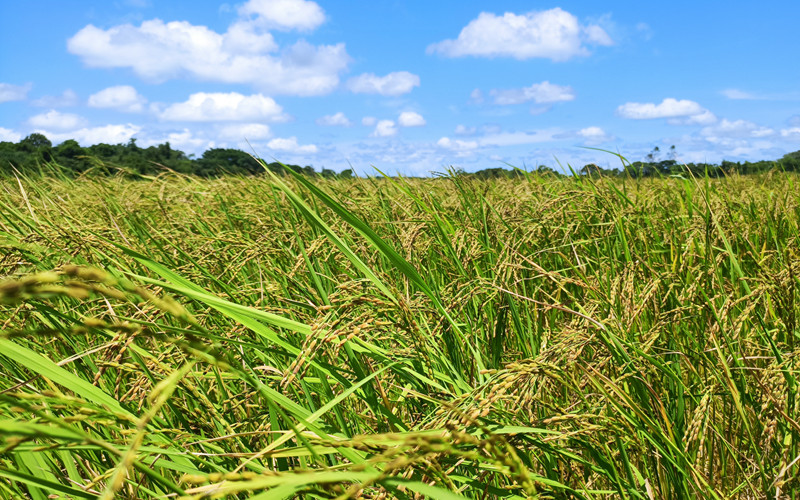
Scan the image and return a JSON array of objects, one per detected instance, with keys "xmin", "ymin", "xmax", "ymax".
[{"xmin": 0, "ymin": 166, "xmax": 798, "ymax": 499}]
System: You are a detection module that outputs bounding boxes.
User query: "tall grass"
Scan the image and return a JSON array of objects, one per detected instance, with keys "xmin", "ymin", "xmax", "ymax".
[{"xmin": 0, "ymin": 165, "xmax": 798, "ymax": 498}]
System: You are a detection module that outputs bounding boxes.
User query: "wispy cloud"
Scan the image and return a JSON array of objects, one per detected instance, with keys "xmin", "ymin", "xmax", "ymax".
[
  {"xmin": 347, "ymin": 72, "xmax": 420, "ymax": 96},
  {"xmin": 490, "ymin": 81, "xmax": 575, "ymax": 105},
  {"xmin": 0, "ymin": 82, "xmax": 32, "ymax": 103}
]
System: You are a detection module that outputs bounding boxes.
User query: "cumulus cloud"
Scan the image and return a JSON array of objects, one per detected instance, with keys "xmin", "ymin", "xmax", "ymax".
[
  {"xmin": 437, "ymin": 136, "xmax": 479, "ymax": 153},
  {"xmin": 237, "ymin": 0, "xmax": 326, "ymax": 31},
  {"xmin": 267, "ymin": 136, "xmax": 318, "ymax": 153},
  {"xmin": 577, "ymin": 126, "xmax": 613, "ymax": 145},
  {"xmin": 0, "ymin": 83, "xmax": 32, "ymax": 103},
  {"xmin": 617, "ymin": 98, "xmax": 716, "ymax": 124},
  {"xmin": 158, "ymin": 92, "xmax": 286, "ymax": 122},
  {"xmin": 668, "ymin": 110, "xmax": 717, "ymax": 126},
  {"xmin": 490, "ymin": 81, "xmax": 575, "ymax": 105},
  {"xmin": 347, "ymin": 71, "xmax": 420, "ymax": 96},
  {"xmin": 218, "ymin": 123, "xmax": 272, "ymax": 140},
  {"xmin": 36, "ymin": 124, "xmax": 142, "ymax": 146},
  {"xmin": 398, "ymin": 111, "xmax": 425, "ymax": 127},
  {"xmin": 317, "ymin": 112, "xmax": 352, "ymax": 126},
  {"xmin": 31, "ymin": 89, "xmax": 79, "ymax": 108},
  {"xmin": 427, "ymin": 8, "xmax": 613, "ymax": 61},
  {"xmin": 28, "ymin": 110, "xmax": 88, "ymax": 130},
  {"xmin": 371, "ymin": 120, "xmax": 398, "ymax": 137},
  {"xmin": 88, "ymin": 85, "xmax": 148, "ymax": 112},
  {"xmin": 781, "ymin": 127, "xmax": 800, "ymax": 139},
  {"xmin": 701, "ymin": 119, "xmax": 775, "ymax": 142},
  {"xmin": 361, "ymin": 116, "xmax": 377, "ymax": 126},
  {"xmin": 0, "ymin": 127, "xmax": 22, "ymax": 142},
  {"xmin": 142, "ymin": 129, "xmax": 213, "ymax": 153},
  {"xmin": 67, "ymin": 16, "xmax": 348, "ymax": 95}
]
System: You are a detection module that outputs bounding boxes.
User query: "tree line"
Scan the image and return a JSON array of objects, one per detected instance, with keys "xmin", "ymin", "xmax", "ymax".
[
  {"xmin": 1, "ymin": 133, "xmax": 798, "ymax": 179},
  {"xmin": 471, "ymin": 145, "xmax": 800, "ymax": 179},
  {"xmin": 0, "ymin": 133, "xmax": 353, "ymax": 179}
]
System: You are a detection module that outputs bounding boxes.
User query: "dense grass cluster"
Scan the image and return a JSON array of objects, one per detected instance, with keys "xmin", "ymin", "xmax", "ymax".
[{"xmin": 0, "ymin": 165, "xmax": 798, "ymax": 499}]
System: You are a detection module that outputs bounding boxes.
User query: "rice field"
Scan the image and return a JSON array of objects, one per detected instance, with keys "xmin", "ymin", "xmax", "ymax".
[{"xmin": 0, "ymin": 165, "xmax": 798, "ymax": 499}]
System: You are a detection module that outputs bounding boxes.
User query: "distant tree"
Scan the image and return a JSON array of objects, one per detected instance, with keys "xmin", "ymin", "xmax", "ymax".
[
  {"xmin": 536, "ymin": 165, "xmax": 559, "ymax": 176},
  {"xmin": 19, "ymin": 133, "xmax": 52, "ymax": 152},
  {"xmin": 645, "ymin": 146, "xmax": 660, "ymax": 163},
  {"xmin": 580, "ymin": 163, "xmax": 609, "ymax": 177},
  {"xmin": 0, "ymin": 141, "xmax": 30, "ymax": 174},
  {"xmin": 196, "ymin": 148, "xmax": 261, "ymax": 176},
  {"xmin": 779, "ymin": 150, "xmax": 800, "ymax": 172},
  {"xmin": 53, "ymin": 139, "xmax": 89, "ymax": 172}
]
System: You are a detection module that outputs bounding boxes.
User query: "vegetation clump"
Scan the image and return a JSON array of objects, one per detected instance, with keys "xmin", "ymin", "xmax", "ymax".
[
  {"xmin": 2, "ymin": 133, "xmax": 799, "ymax": 179},
  {"xmin": 0, "ymin": 162, "xmax": 798, "ymax": 498}
]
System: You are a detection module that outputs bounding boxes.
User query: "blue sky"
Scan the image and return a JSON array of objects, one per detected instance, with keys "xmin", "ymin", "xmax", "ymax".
[{"xmin": 2, "ymin": 0, "xmax": 799, "ymax": 175}]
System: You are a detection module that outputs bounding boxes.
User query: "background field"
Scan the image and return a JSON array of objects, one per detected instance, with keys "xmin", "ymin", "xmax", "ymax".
[{"xmin": 1, "ymin": 167, "xmax": 798, "ymax": 499}]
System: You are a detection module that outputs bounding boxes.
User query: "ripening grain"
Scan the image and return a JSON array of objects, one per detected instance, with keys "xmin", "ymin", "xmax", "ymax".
[{"xmin": 0, "ymin": 167, "xmax": 798, "ymax": 499}]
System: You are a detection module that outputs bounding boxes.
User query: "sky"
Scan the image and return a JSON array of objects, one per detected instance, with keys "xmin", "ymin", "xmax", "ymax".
[{"xmin": 1, "ymin": 0, "xmax": 799, "ymax": 175}]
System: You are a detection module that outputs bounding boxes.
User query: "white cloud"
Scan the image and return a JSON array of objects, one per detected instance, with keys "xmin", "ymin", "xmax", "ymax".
[
  {"xmin": 478, "ymin": 130, "xmax": 557, "ymax": 147},
  {"xmin": 267, "ymin": 136, "xmax": 318, "ymax": 153},
  {"xmin": 781, "ymin": 127, "xmax": 800, "ymax": 139},
  {"xmin": 371, "ymin": 120, "xmax": 398, "ymax": 137},
  {"xmin": 347, "ymin": 71, "xmax": 420, "ymax": 96},
  {"xmin": 31, "ymin": 89, "xmax": 79, "ymax": 107},
  {"xmin": 635, "ymin": 22, "xmax": 653, "ymax": 40},
  {"xmin": 0, "ymin": 127, "xmax": 22, "ymax": 142},
  {"xmin": 88, "ymin": 85, "xmax": 147, "ymax": 112},
  {"xmin": 469, "ymin": 88, "xmax": 484, "ymax": 105},
  {"xmin": 617, "ymin": 98, "xmax": 716, "ymax": 125},
  {"xmin": 701, "ymin": 119, "xmax": 775, "ymax": 141},
  {"xmin": 218, "ymin": 123, "xmax": 272, "ymax": 140},
  {"xmin": 36, "ymin": 124, "xmax": 142, "ymax": 146},
  {"xmin": 398, "ymin": 111, "xmax": 425, "ymax": 127},
  {"xmin": 158, "ymin": 92, "xmax": 286, "ymax": 122},
  {"xmin": 238, "ymin": 0, "xmax": 325, "ymax": 31},
  {"xmin": 577, "ymin": 126, "xmax": 612, "ymax": 145},
  {"xmin": 721, "ymin": 89, "xmax": 760, "ymax": 100},
  {"xmin": 454, "ymin": 124, "xmax": 477, "ymax": 136},
  {"xmin": 142, "ymin": 129, "xmax": 213, "ymax": 153},
  {"xmin": 437, "ymin": 137, "xmax": 479, "ymax": 154},
  {"xmin": 491, "ymin": 81, "xmax": 575, "ymax": 105},
  {"xmin": 668, "ymin": 110, "xmax": 717, "ymax": 126},
  {"xmin": 67, "ymin": 19, "xmax": 348, "ymax": 95},
  {"xmin": 317, "ymin": 112, "xmax": 352, "ymax": 126},
  {"xmin": 28, "ymin": 110, "xmax": 88, "ymax": 130},
  {"xmin": 361, "ymin": 116, "xmax": 377, "ymax": 126},
  {"xmin": 427, "ymin": 8, "xmax": 613, "ymax": 61},
  {"xmin": 0, "ymin": 83, "xmax": 32, "ymax": 103}
]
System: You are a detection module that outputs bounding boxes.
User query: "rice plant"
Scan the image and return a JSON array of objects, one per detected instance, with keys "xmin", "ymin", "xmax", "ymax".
[{"xmin": 0, "ymin": 164, "xmax": 798, "ymax": 498}]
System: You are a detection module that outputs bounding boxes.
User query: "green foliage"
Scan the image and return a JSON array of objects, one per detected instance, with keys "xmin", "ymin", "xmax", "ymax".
[
  {"xmin": 3, "ymin": 133, "xmax": 797, "ymax": 181},
  {"xmin": 0, "ymin": 134, "xmax": 349, "ymax": 179}
]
